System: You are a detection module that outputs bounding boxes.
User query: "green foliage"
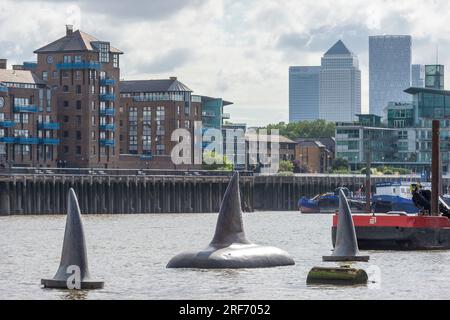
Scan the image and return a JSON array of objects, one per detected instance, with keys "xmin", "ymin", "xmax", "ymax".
[
  {"xmin": 202, "ymin": 151, "xmax": 233, "ymax": 171},
  {"xmin": 332, "ymin": 158, "xmax": 349, "ymax": 171},
  {"xmin": 278, "ymin": 160, "xmax": 294, "ymax": 173},
  {"xmin": 264, "ymin": 120, "xmax": 335, "ymax": 140}
]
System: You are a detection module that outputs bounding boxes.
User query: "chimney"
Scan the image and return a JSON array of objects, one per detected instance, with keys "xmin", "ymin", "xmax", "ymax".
[
  {"xmin": 66, "ymin": 24, "xmax": 74, "ymax": 36},
  {"xmin": 0, "ymin": 59, "xmax": 6, "ymax": 69},
  {"xmin": 170, "ymin": 76, "xmax": 177, "ymax": 81}
]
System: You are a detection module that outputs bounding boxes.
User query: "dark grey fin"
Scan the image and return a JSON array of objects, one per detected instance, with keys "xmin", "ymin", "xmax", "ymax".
[
  {"xmin": 209, "ymin": 172, "xmax": 251, "ymax": 247},
  {"xmin": 53, "ymin": 188, "xmax": 91, "ymax": 280},
  {"xmin": 42, "ymin": 189, "xmax": 103, "ymax": 289},
  {"xmin": 323, "ymin": 188, "xmax": 369, "ymax": 262}
]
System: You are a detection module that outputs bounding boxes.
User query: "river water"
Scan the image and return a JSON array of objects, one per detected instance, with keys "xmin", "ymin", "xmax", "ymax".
[{"xmin": 1, "ymin": 212, "xmax": 450, "ymax": 300}]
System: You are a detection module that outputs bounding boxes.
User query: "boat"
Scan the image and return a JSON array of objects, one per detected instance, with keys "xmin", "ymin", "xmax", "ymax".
[
  {"xmin": 298, "ymin": 187, "xmax": 366, "ymax": 214},
  {"xmin": 299, "ymin": 181, "xmax": 427, "ymax": 214},
  {"xmin": 330, "ymin": 185, "xmax": 450, "ymax": 250}
]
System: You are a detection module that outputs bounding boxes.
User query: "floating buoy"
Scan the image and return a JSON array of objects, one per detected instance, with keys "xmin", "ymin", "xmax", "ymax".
[{"xmin": 307, "ymin": 266, "xmax": 368, "ymax": 285}]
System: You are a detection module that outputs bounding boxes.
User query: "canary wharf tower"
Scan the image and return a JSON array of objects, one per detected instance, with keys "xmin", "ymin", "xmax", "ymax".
[{"xmin": 319, "ymin": 40, "xmax": 361, "ymax": 122}]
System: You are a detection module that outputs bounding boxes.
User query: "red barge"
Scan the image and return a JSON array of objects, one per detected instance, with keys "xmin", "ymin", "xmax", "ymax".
[{"xmin": 332, "ymin": 214, "xmax": 450, "ymax": 250}]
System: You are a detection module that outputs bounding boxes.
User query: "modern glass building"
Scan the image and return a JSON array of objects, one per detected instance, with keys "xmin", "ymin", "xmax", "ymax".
[
  {"xmin": 369, "ymin": 35, "xmax": 412, "ymax": 118},
  {"xmin": 425, "ymin": 65, "xmax": 444, "ymax": 90},
  {"xmin": 319, "ymin": 40, "xmax": 361, "ymax": 122},
  {"xmin": 288, "ymin": 66, "xmax": 320, "ymax": 122},
  {"xmin": 412, "ymin": 64, "xmax": 425, "ymax": 88}
]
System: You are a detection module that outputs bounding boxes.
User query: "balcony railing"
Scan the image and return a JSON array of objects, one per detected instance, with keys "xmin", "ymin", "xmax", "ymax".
[
  {"xmin": 100, "ymin": 139, "xmax": 115, "ymax": 146},
  {"xmin": 0, "ymin": 85, "xmax": 8, "ymax": 93},
  {"xmin": 38, "ymin": 122, "xmax": 60, "ymax": 130},
  {"xmin": 56, "ymin": 61, "xmax": 101, "ymax": 70},
  {"xmin": 99, "ymin": 108, "xmax": 115, "ymax": 116},
  {"xmin": 0, "ymin": 121, "xmax": 16, "ymax": 128},
  {"xmin": 140, "ymin": 153, "xmax": 153, "ymax": 160},
  {"xmin": 0, "ymin": 137, "xmax": 15, "ymax": 143},
  {"xmin": 100, "ymin": 124, "xmax": 115, "ymax": 131},
  {"xmin": 202, "ymin": 111, "xmax": 216, "ymax": 117},
  {"xmin": 222, "ymin": 113, "xmax": 231, "ymax": 119},
  {"xmin": 14, "ymin": 105, "xmax": 38, "ymax": 113},
  {"xmin": 100, "ymin": 78, "xmax": 116, "ymax": 86},
  {"xmin": 17, "ymin": 137, "xmax": 39, "ymax": 144},
  {"xmin": 100, "ymin": 94, "xmax": 116, "ymax": 101},
  {"xmin": 40, "ymin": 138, "xmax": 60, "ymax": 145}
]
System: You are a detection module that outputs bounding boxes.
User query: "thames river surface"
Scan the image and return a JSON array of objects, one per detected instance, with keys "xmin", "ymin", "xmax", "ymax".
[{"xmin": 1, "ymin": 212, "xmax": 450, "ymax": 300}]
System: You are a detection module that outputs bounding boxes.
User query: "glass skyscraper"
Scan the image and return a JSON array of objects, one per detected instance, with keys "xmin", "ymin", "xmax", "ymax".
[
  {"xmin": 289, "ymin": 66, "xmax": 320, "ymax": 122},
  {"xmin": 369, "ymin": 35, "xmax": 412, "ymax": 117},
  {"xmin": 319, "ymin": 40, "xmax": 361, "ymax": 122},
  {"xmin": 412, "ymin": 64, "xmax": 425, "ymax": 88}
]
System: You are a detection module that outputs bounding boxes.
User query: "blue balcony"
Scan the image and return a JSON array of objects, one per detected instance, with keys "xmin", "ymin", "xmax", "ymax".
[
  {"xmin": 0, "ymin": 137, "xmax": 15, "ymax": 143},
  {"xmin": 38, "ymin": 122, "xmax": 60, "ymax": 130},
  {"xmin": 0, "ymin": 85, "xmax": 8, "ymax": 93},
  {"xmin": 100, "ymin": 78, "xmax": 116, "ymax": 86},
  {"xmin": 100, "ymin": 124, "xmax": 115, "ymax": 131},
  {"xmin": 100, "ymin": 108, "xmax": 115, "ymax": 116},
  {"xmin": 140, "ymin": 153, "xmax": 153, "ymax": 160},
  {"xmin": 100, "ymin": 94, "xmax": 115, "ymax": 101},
  {"xmin": 17, "ymin": 137, "xmax": 39, "ymax": 145},
  {"xmin": 56, "ymin": 61, "xmax": 101, "ymax": 71},
  {"xmin": 40, "ymin": 138, "xmax": 60, "ymax": 145},
  {"xmin": 0, "ymin": 121, "xmax": 15, "ymax": 128},
  {"xmin": 14, "ymin": 105, "xmax": 38, "ymax": 113},
  {"xmin": 100, "ymin": 139, "xmax": 115, "ymax": 147}
]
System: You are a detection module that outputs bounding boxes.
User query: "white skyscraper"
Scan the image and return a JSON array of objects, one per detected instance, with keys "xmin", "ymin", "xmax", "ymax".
[
  {"xmin": 369, "ymin": 35, "xmax": 412, "ymax": 117},
  {"xmin": 319, "ymin": 40, "xmax": 361, "ymax": 122}
]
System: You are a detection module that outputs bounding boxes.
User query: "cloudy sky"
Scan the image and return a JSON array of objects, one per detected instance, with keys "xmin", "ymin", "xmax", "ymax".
[{"xmin": 0, "ymin": 0, "xmax": 449, "ymax": 126}]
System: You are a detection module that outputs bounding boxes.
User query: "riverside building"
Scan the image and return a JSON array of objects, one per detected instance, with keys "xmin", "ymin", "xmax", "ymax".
[{"xmin": 1, "ymin": 25, "xmax": 233, "ymax": 169}]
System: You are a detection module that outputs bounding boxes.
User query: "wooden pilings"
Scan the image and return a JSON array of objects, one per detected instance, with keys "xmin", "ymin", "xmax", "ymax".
[
  {"xmin": 0, "ymin": 173, "xmax": 443, "ymax": 215},
  {"xmin": 0, "ymin": 175, "xmax": 254, "ymax": 215}
]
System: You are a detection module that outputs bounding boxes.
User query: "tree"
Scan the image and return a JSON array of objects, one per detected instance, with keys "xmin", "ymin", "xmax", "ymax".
[
  {"xmin": 332, "ymin": 158, "xmax": 349, "ymax": 171},
  {"xmin": 264, "ymin": 120, "xmax": 335, "ymax": 140},
  {"xmin": 202, "ymin": 151, "xmax": 233, "ymax": 171},
  {"xmin": 278, "ymin": 160, "xmax": 294, "ymax": 173}
]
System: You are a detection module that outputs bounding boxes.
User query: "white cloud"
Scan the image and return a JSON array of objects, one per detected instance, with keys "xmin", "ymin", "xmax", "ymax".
[{"xmin": 1, "ymin": 0, "xmax": 450, "ymax": 126}]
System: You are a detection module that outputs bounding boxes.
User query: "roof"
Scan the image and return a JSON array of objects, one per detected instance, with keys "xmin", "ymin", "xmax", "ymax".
[
  {"xmin": 0, "ymin": 69, "xmax": 45, "ymax": 85},
  {"xmin": 324, "ymin": 40, "xmax": 352, "ymax": 56},
  {"xmin": 245, "ymin": 133, "xmax": 296, "ymax": 144},
  {"xmin": 119, "ymin": 79, "xmax": 192, "ymax": 93},
  {"xmin": 34, "ymin": 30, "xmax": 123, "ymax": 54},
  {"xmin": 404, "ymin": 87, "xmax": 450, "ymax": 96},
  {"xmin": 201, "ymin": 95, "xmax": 234, "ymax": 106}
]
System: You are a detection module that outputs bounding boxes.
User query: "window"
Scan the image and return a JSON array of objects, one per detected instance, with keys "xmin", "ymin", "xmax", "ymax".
[
  {"xmin": 42, "ymin": 71, "xmax": 48, "ymax": 81},
  {"xmin": 75, "ymin": 71, "xmax": 81, "ymax": 80},
  {"xmin": 92, "ymin": 116, "xmax": 95, "ymax": 126},
  {"xmin": 92, "ymin": 131, "xmax": 96, "ymax": 140},
  {"xmin": 63, "ymin": 131, "xmax": 69, "ymax": 138},
  {"xmin": 52, "ymin": 71, "xmax": 58, "ymax": 79},
  {"xmin": 113, "ymin": 54, "xmax": 119, "ymax": 68},
  {"xmin": 63, "ymin": 56, "xmax": 72, "ymax": 63},
  {"xmin": 76, "ymin": 85, "xmax": 81, "ymax": 94},
  {"xmin": 63, "ymin": 116, "xmax": 69, "ymax": 122},
  {"xmin": 76, "ymin": 100, "xmax": 81, "ymax": 110},
  {"xmin": 76, "ymin": 131, "xmax": 81, "ymax": 140},
  {"xmin": 76, "ymin": 146, "xmax": 81, "ymax": 155},
  {"xmin": 63, "ymin": 85, "xmax": 69, "ymax": 93},
  {"xmin": 77, "ymin": 116, "xmax": 81, "ymax": 124},
  {"xmin": 22, "ymin": 114, "xmax": 29, "ymax": 124},
  {"xmin": 63, "ymin": 100, "xmax": 69, "ymax": 107},
  {"xmin": 62, "ymin": 71, "xmax": 69, "ymax": 78},
  {"xmin": 91, "ymin": 101, "xmax": 95, "ymax": 111},
  {"xmin": 63, "ymin": 146, "xmax": 69, "ymax": 153},
  {"xmin": 74, "ymin": 56, "xmax": 82, "ymax": 63}
]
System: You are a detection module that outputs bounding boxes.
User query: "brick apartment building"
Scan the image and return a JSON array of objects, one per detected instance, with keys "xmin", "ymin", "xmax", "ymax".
[
  {"xmin": 0, "ymin": 25, "xmax": 232, "ymax": 169},
  {"xmin": 118, "ymin": 78, "xmax": 202, "ymax": 169}
]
